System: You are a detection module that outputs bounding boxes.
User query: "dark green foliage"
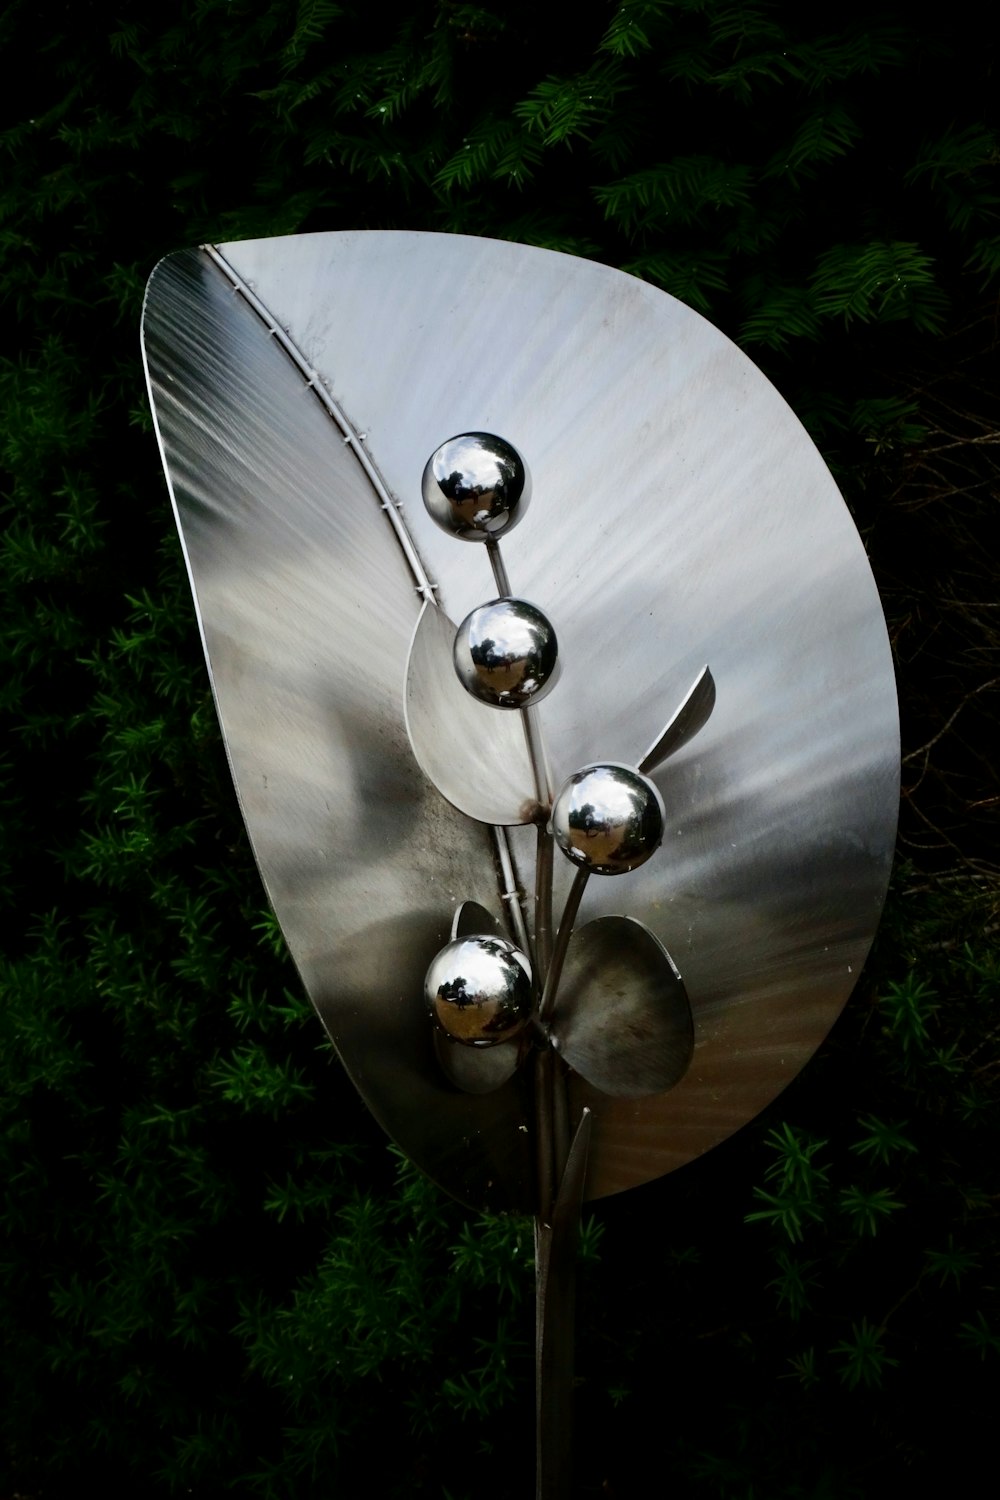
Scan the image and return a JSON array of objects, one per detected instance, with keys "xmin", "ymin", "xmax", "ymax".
[{"xmin": 2, "ymin": 1, "xmax": 997, "ymax": 1495}]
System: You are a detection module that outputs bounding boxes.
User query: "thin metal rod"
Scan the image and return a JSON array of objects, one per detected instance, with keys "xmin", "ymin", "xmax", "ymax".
[
  {"xmin": 534, "ymin": 1047, "xmax": 556, "ymax": 1230},
  {"xmin": 482, "ymin": 510, "xmax": 578, "ymax": 1500},
  {"xmin": 522, "ymin": 706, "xmax": 553, "ymax": 813},
  {"xmin": 492, "ymin": 826, "xmax": 532, "ymax": 959},
  {"xmin": 537, "ymin": 866, "xmax": 590, "ymax": 1024},
  {"xmin": 535, "ymin": 1107, "xmax": 591, "ymax": 1500},
  {"xmin": 534, "ymin": 824, "xmax": 554, "ymax": 980},
  {"xmin": 486, "ymin": 537, "xmax": 512, "ymax": 597}
]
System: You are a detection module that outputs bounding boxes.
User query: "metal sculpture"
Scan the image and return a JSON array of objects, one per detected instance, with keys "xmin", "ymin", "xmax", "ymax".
[{"xmin": 141, "ymin": 231, "xmax": 900, "ymax": 1498}]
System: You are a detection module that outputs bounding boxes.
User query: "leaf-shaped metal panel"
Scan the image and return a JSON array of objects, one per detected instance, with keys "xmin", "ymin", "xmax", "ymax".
[
  {"xmin": 143, "ymin": 233, "xmax": 899, "ymax": 1207},
  {"xmin": 141, "ymin": 248, "xmax": 533, "ymax": 1213}
]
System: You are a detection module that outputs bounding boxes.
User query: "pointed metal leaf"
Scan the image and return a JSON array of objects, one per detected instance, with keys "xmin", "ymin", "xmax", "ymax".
[{"xmin": 638, "ymin": 666, "xmax": 716, "ymax": 774}]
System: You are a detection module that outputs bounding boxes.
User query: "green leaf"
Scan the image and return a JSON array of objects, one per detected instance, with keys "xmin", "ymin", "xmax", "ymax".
[
  {"xmin": 831, "ymin": 1318, "xmax": 899, "ymax": 1388},
  {"xmin": 925, "ymin": 1237, "xmax": 979, "ymax": 1290},
  {"xmin": 959, "ymin": 1311, "xmax": 1000, "ymax": 1360},
  {"xmin": 769, "ymin": 1249, "xmax": 820, "ymax": 1320},
  {"xmin": 850, "ymin": 1115, "xmax": 918, "ymax": 1165},
  {"xmin": 839, "ymin": 1183, "xmax": 904, "ymax": 1237},
  {"xmin": 811, "ymin": 240, "xmax": 949, "ymax": 332},
  {"xmin": 595, "ymin": 156, "xmax": 753, "ymax": 234},
  {"xmin": 514, "ymin": 59, "xmax": 629, "ymax": 147},
  {"xmin": 879, "ymin": 971, "xmax": 938, "ymax": 1057}
]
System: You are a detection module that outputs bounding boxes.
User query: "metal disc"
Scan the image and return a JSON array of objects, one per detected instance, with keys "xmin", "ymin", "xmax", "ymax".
[
  {"xmin": 143, "ymin": 231, "xmax": 899, "ymax": 1205},
  {"xmin": 548, "ymin": 917, "xmax": 693, "ymax": 1098}
]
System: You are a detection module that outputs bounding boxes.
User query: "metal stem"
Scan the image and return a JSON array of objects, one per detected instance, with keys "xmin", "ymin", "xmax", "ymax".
[
  {"xmin": 534, "ymin": 824, "xmax": 554, "ymax": 980},
  {"xmin": 486, "ymin": 537, "xmax": 512, "ymax": 597},
  {"xmin": 522, "ymin": 706, "xmax": 552, "ymax": 813},
  {"xmin": 532, "ymin": 858, "xmax": 589, "ymax": 1500},
  {"xmin": 537, "ymin": 866, "xmax": 590, "ymax": 1025},
  {"xmin": 483, "ymin": 528, "xmax": 579, "ymax": 1500},
  {"xmin": 535, "ymin": 1107, "xmax": 591, "ymax": 1500}
]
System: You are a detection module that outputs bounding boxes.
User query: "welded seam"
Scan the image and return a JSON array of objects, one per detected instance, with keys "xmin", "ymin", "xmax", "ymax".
[{"xmin": 203, "ymin": 243, "xmax": 437, "ymax": 603}]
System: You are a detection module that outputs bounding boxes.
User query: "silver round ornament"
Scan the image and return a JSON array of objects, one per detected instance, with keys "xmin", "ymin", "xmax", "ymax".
[
  {"xmin": 453, "ymin": 597, "xmax": 559, "ymax": 709},
  {"xmin": 424, "ymin": 935, "xmax": 532, "ymax": 1047},
  {"xmin": 421, "ymin": 432, "xmax": 530, "ymax": 541},
  {"xmin": 552, "ymin": 764, "xmax": 665, "ymax": 876}
]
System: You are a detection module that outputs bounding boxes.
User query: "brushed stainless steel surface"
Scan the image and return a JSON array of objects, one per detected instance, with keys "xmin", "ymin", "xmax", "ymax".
[
  {"xmin": 425, "ymin": 936, "xmax": 532, "ymax": 1046},
  {"xmin": 454, "ymin": 597, "xmax": 560, "ymax": 709},
  {"xmin": 405, "ymin": 600, "xmax": 539, "ymax": 825},
  {"xmin": 551, "ymin": 764, "xmax": 666, "ymax": 876},
  {"xmin": 638, "ymin": 665, "xmax": 716, "ymax": 774},
  {"xmin": 549, "ymin": 917, "xmax": 694, "ymax": 1098},
  {"xmin": 422, "ymin": 431, "xmax": 530, "ymax": 541},
  {"xmin": 147, "ymin": 231, "xmax": 899, "ymax": 1204},
  {"xmin": 141, "ymin": 248, "xmax": 534, "ymax": 1213}
]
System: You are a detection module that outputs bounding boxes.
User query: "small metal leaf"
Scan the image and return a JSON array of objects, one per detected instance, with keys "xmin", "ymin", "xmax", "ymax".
[
  {"xmin": 638, "ymin": 665, "xmax": 716, "ymax": 774},
  {"xmin": 405, "ymin": 601, "xmax": 539, "ymax": 826},
  {"xmin": 548, "ymin": 917, "xmax": 694, "ymax": 1099},
  {"xmin": 452, "ymin": 900, "xmax": 502, "ymax": 939}
]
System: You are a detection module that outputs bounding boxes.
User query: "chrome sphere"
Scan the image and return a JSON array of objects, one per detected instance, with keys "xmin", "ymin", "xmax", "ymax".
[
  {"xmin": 424, "ymin": 936, "xmax": 532, "ymax": 1047},
  {"xmin": 552, "ymin": 763, "xmax": 665, "ymax": 876},
  {"xmin": 453, "ymin": 598, "xmax": 559, "ymax": 709},
  {"xmin": 421, "ymin": 433, "xmax": 530, "ymax": 541}
]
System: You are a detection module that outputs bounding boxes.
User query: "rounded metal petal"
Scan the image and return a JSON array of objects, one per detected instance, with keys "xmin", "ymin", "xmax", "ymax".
[
  {"xmin": 454, "ymin": 597, "xmax": 559, "ymax": 709},
  {"xmin": 422, "ymin": 432, "xmax": 530, "ymax": 541},
  {"xmin": 549, "ymin": 917, "xmax": 693, "ymax": 1098},
  {"xmin": 405, "ymin": 601, "xmax": 542, "ymax": 826},
  {"xmin": 551, "ymin": 764, "xmax": 665, "ymax": 875},
  {"xmin": 432, "ymin": 1029, "xmax": 522, "ymax": 1095}
]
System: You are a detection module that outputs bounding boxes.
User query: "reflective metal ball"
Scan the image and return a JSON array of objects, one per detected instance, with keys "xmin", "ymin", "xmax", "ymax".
[
  {"xmin": 453, "ymin": 598, "xmax": 559, "ymax": 709},
  {"xmin": 424, "ymin": 936, "xmax": 532, "ymax": 1047},
  {"xmin": 421, "ymin": 433, "xmax": 530, "ymax": 541},
  {"xmin": 552, "ymin": 763, "xmax": 665, "ymax": 876}
]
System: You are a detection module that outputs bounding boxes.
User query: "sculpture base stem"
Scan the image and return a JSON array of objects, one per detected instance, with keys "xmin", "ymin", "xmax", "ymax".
[{"xmin": 535, "ymin": 1083, "xmax": 591, "ymax": 1500}]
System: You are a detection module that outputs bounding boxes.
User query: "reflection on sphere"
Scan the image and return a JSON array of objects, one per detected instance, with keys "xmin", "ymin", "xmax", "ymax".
[
  {"xmin": 421, "ymin": 432, "xmax": 530, "ymax": 541},
  {"xmin": 454, "ymin": 598, "xmax": 559, "ymax": 708},
  {"xmin": 552, "ymin": 764, "xmax": 665, "ymax": 875}
]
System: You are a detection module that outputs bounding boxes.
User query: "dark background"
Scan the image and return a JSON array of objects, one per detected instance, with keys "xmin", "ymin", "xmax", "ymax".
[{"xmin": 2, "ymin": 2, "xmax": 997, "ymax": 1495}]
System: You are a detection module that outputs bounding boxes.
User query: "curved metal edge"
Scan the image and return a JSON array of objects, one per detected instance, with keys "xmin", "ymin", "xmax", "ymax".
[
  {"xmin": 638, "ymin": 665, "xmax": 716, "ymax": 774},
  {"xmin": 549, "ymin": 915, "xmax": 694, "ymax": 1099}
]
